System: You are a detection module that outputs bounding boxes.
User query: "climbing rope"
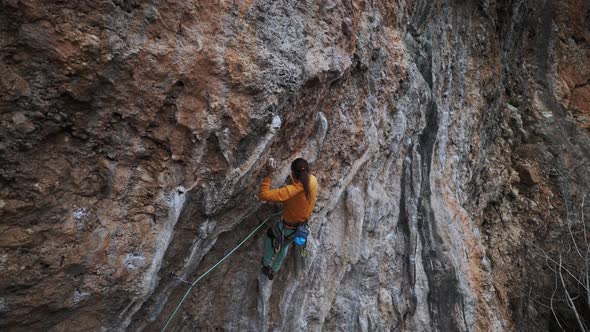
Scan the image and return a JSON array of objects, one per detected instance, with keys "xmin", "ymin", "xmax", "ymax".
[{"xmin": 160, "ymin": 211, "xmax": 282, "ymax": 332}]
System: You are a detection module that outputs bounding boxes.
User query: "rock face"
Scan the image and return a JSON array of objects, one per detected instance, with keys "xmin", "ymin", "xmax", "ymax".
[{"xmin": 1, "ymin": 0, "xmax": 589, "ymax": 331}]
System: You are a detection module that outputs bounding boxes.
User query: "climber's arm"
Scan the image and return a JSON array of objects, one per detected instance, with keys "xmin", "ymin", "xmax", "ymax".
[{"xmin": 259, "ymin": 177, "xmax": 302, "ymax": 202}]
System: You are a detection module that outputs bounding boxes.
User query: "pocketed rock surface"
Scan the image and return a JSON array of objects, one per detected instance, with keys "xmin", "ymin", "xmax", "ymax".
[{"xmin": 1, "ymin": 0, "xmax": 589, "ymax": 331}]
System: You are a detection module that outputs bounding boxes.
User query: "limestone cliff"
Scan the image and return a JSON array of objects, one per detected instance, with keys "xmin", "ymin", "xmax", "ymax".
[{"xmin": 1, "ymin": 0, "xmax": 589, "ymax": 331}]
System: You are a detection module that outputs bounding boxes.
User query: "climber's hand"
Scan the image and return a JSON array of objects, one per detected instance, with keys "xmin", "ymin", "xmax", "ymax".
[{"xmin": 266, "ymin": 158, "xmax": 276, "ymax": 176}]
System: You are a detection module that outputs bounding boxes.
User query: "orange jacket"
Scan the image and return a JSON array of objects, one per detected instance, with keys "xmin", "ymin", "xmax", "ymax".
[{"xmin": 259, "ymin": 175, "xmax": 318, "ymax": 223}]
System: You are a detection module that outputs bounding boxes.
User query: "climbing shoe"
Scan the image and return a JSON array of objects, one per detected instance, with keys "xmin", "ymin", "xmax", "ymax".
[{"xmin": 261, "ymin": 265, "xmax": 274, "ymax": 280}]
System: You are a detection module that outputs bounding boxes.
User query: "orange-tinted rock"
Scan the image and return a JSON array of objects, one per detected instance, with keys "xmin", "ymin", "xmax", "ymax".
[
  {"xmin": 571, "ymin": 85, "xmax": 590, "ymax": 129},
  {"xmin": 0, "ymin": 0, "xmax": 589, "ymax": 331}
]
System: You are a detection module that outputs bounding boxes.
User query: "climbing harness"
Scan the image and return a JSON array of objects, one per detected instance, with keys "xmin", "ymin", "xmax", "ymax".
[
  {"xmin": 267, "ymin": 220, "xmax": 310, "ymax": 256},
  {"xmin": 267, "ymin": 220, "xmax": 299, "ymax": 253},
  {"xmin": 160, "ymin": 210, "xmax": 282, "ymax": 332},
  {"xmin": 267, "ymin": 222, "xmax": 287, "ymax": 254}
]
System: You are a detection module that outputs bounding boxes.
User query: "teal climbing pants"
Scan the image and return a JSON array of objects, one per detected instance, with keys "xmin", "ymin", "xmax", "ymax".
[{"xmin": 262, "ymin": 221, "xmax": 296, "ymax": 272}]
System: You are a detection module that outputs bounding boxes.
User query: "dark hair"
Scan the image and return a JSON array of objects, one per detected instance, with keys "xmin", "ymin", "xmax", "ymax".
[{"xmin": 291, "ymin": 158, "xmax": 311, "ymax": 201}]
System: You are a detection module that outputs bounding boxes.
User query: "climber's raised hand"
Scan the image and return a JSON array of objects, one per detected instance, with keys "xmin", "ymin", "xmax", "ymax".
[{"xmin": 266, "ymin": 157, "xmax": 276, "ymax": 176}]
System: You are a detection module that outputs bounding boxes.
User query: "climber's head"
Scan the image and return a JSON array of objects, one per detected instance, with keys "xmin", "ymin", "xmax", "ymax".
[
  {"xmin": 291, "ymin": 158, "xmax": 311, "ymax": 201},
  {"xmin": 290, "ymin": 158, "xmax": 308, "ymax": 180}
]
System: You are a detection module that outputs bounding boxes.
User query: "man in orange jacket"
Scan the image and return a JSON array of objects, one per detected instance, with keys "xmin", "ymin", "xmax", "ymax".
[{"xmin": 259, "ymin": 158, "xmax": 318, "ymax": 280}]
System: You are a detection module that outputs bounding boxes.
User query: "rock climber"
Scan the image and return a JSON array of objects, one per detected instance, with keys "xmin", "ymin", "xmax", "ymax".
[{"xmin": 259, "ymin": 157, "xmax": 318, "ymax": 280}]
